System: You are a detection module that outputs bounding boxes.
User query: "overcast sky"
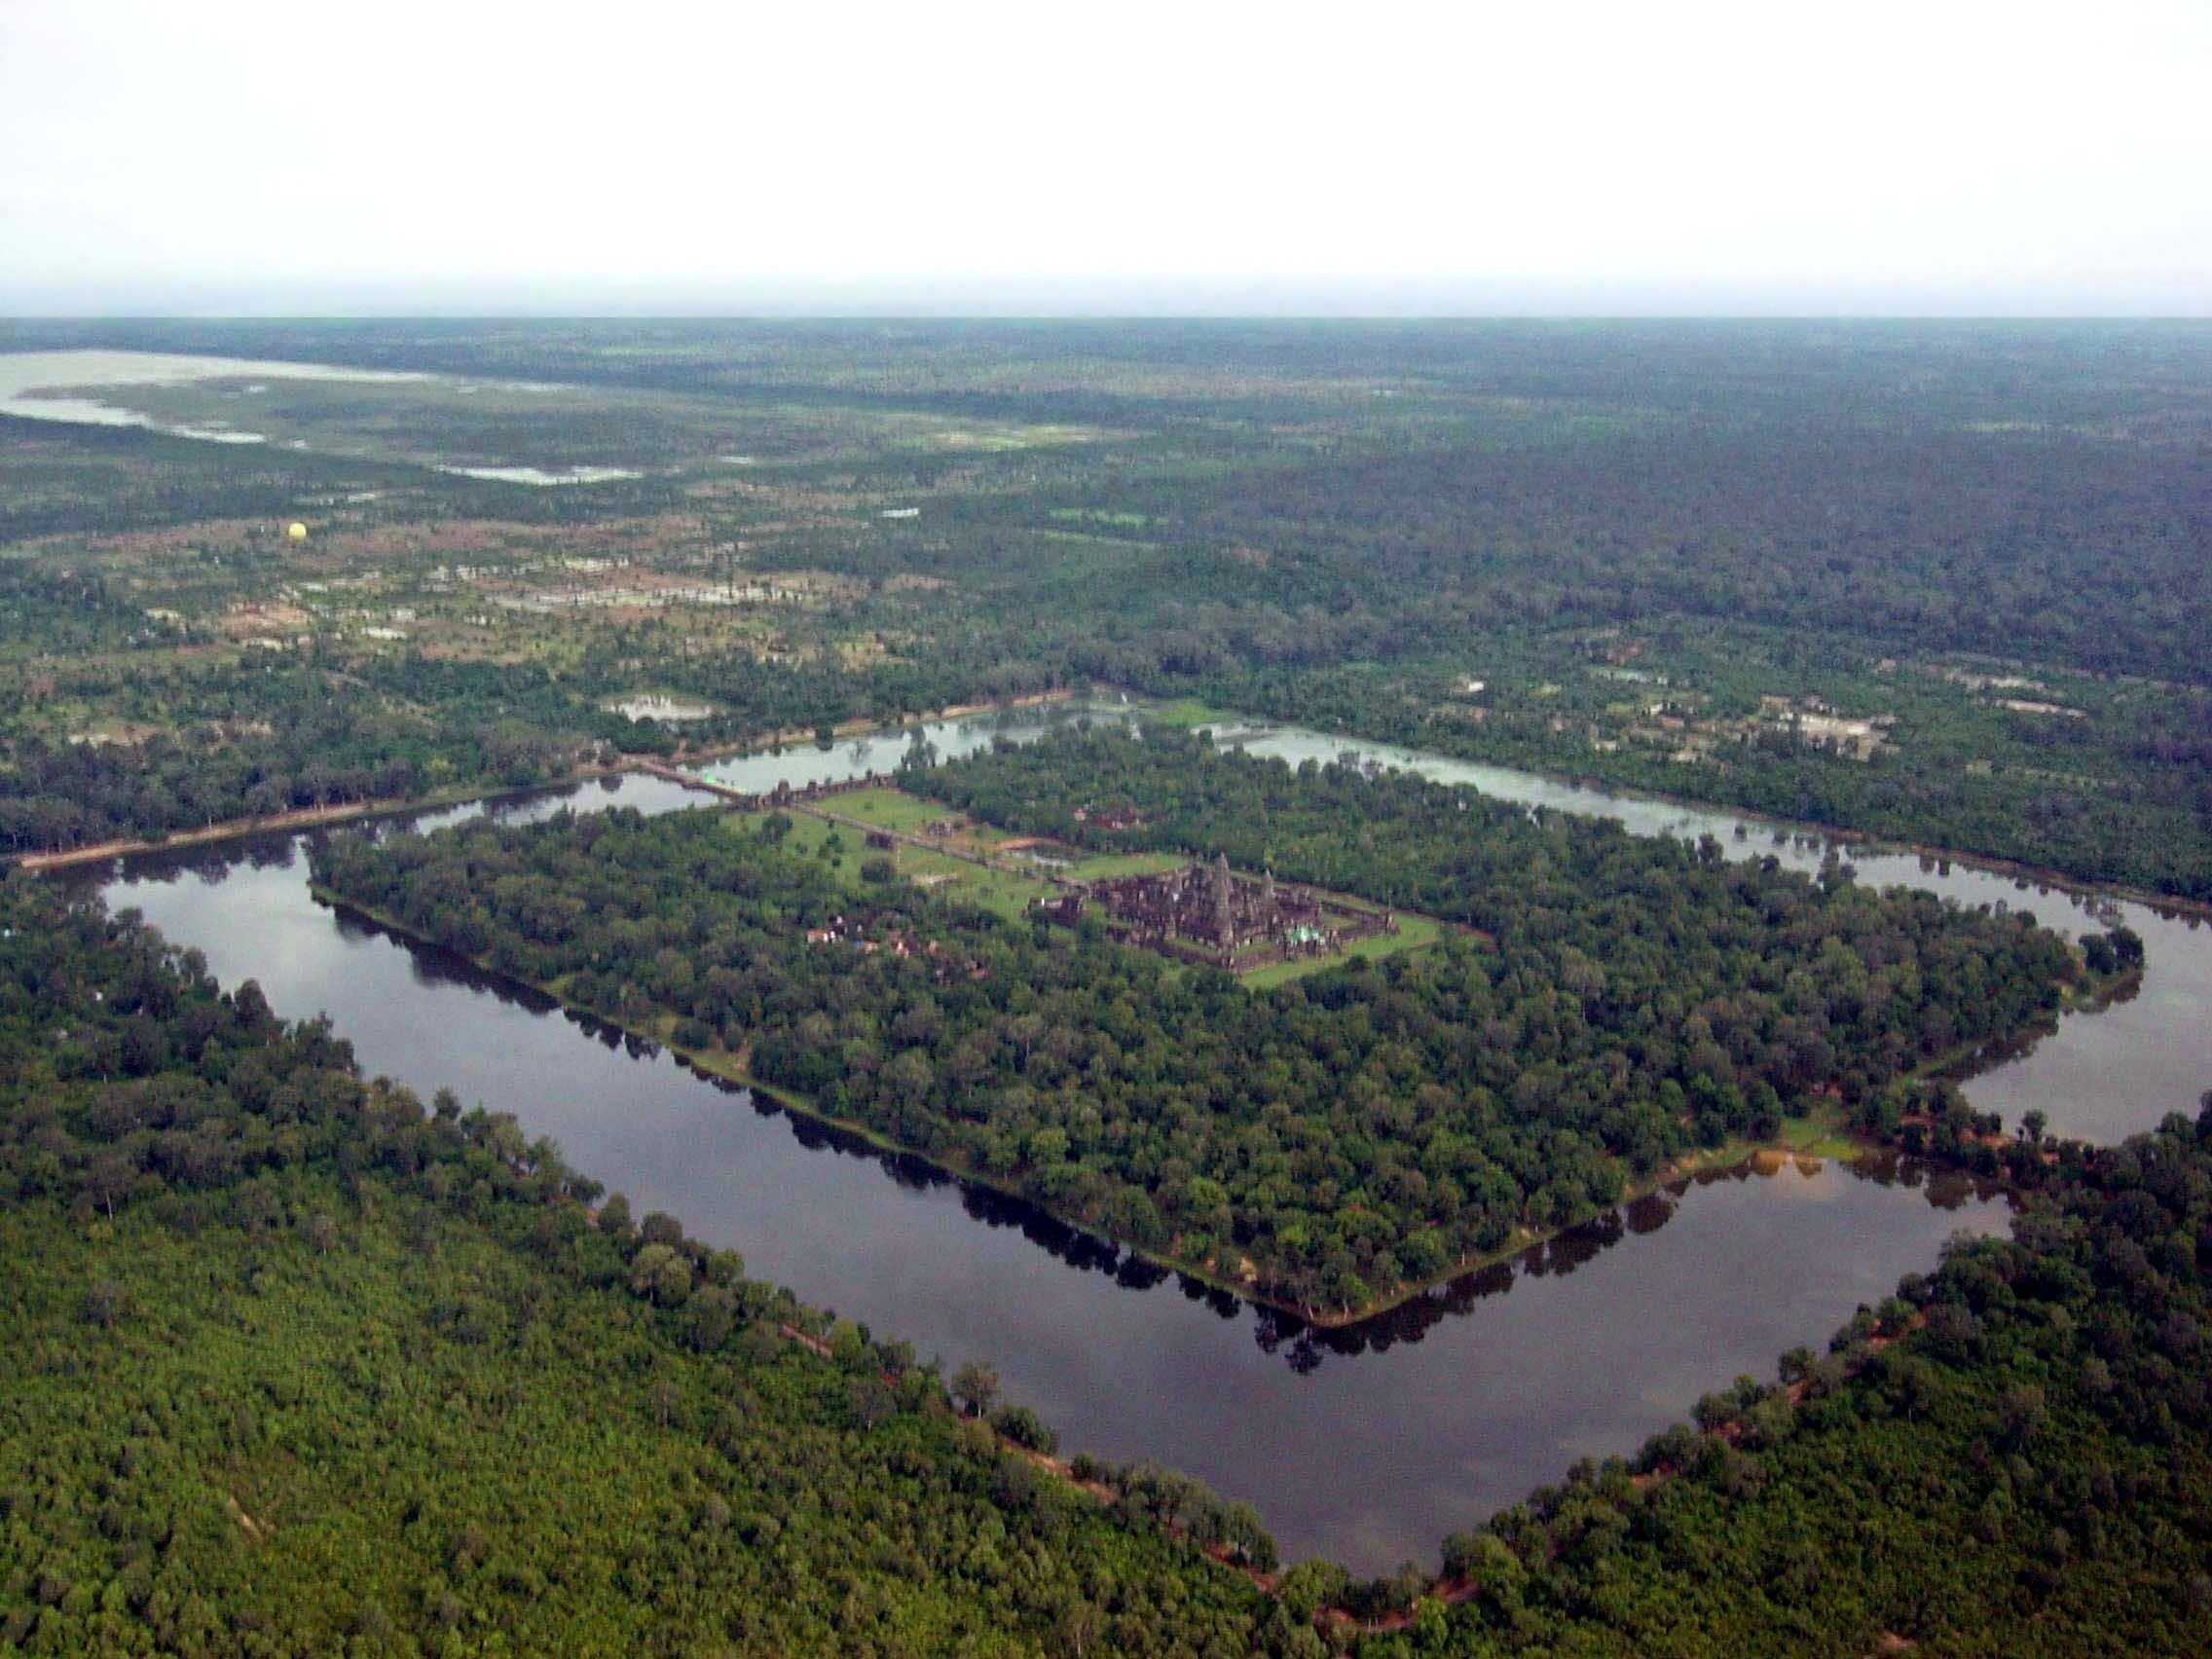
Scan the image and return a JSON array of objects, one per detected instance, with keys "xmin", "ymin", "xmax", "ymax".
[{"xmin": 3, "ymin": 0, "xmax": 2207, "ymax": 314}]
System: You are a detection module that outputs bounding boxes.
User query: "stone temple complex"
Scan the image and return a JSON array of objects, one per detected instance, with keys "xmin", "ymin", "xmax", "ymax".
[{"xmin": 1044, "ymin": 854, "xmax": 1391, "ymax": 971}]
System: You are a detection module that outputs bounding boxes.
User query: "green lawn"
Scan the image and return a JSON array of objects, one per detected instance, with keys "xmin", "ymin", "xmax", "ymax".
[
  {"xmin": 1768, "ymin": 1104, "xmax": 1870, "ymax": 1162},
  {"xmin": 895, "ymin": 847, "xmax": 1055, "ymax": 921},
  {"xmin": 1241, "ymin": 909, "xmax": 1444, "ymax": 989},
  {"xmin": 816, "ymin": 786, "xmax": 960, "ymax": 832},
  {"xmin": 1142, "ymin": 697, "xmax": 1239, "ymax": 729},
  {"xmin": 1061, "ymin": 849, "xmax": 1186, "ymax": 880},
  {"xmin": 725, "ymin": 806, "xmax": 1055, "ymax": 922}
]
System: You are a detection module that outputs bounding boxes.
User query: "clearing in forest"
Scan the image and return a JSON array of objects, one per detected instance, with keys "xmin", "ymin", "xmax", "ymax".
[{"xmin": 739, "ymin": 786, "xmax": 1442, "ymax": 982}]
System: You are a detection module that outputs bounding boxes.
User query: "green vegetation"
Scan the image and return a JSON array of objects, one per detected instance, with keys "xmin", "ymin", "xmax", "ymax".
[
  {"xmin": 921, "ymin": 728, "xmax": 2150, "ymax": 1162},
  {"xmin": 1407, "ymin": 1104, "xmax": 2212, "ymax": 1655},
  {"xmin": 821, "ymin": 786, "xmax": 966, "ymax": 834},
  {"xmin": 1142, "ymin": 697, "xmax": 1238, "ymax": 730},
  {"xmin": 1237, "ymin": 908, "xmax": 1443, "ymax": 991},
  {"xmin": 8, "ymin": 320, "xmax": 2209, "ymax": 897},
  {"xmin": 318, "ymin": 729, "xmax": 2077, "ymax": 1318},
  {"xmin": 1060, "ymin": 849, "xmax": 1190, "ymax": 881},
  {"xmin": 731, "ymin": 804, "xmax": 1064, "ymax": 925},
  {"xmin": 0, "ymin": 655, "xmax": 577, "ymax": 854},
  {"xmin": 6, "ymin": 859, "xmax": 2212, "ymax": 1654},
  {"xmin": 791, "ymin": 786, "xmax": 1375, "ymax": 974},
  {"xmin": 0, "ymin": 875, "xmax": 1298, "ymax": 1655},
  {"xmin": 6, "ymin": 319, "xmax": 2212, "ymax": 1652},
  {"xmin": 1198, "ymin": 622, "xmax": 2212, "ymax": 903}
]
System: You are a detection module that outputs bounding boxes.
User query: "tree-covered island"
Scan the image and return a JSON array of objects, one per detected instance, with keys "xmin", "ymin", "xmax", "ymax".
[{"xmin": 313, "ymin": 730, "xmax": 2088, "ymax": 1322}]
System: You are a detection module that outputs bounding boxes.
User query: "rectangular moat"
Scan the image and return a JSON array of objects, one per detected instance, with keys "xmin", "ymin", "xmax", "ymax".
[{"xmin": 75, "ymin": 802, "xmax": 2014, "ymax": 1575}]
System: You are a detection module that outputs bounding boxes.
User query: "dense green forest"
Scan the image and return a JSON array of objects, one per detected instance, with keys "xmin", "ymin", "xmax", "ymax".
[
  {"xmin": 6, "ymin": 317, "xmax": 2212, "ymax": 1647},
  {"xmin": 31, "ymin": 318, "xmax": 2205, "ymax": 679},
  {"xmin": 918, "ymin": 727, "xmax": 2150, "ymax": 1167},
  {"xmin": 7, "ymin": 861, "xmax": 2212, "ymax": 1653},
  {"xmin": 1192, "ymin": 628, "xmax": 2212, "ymax": 903},
  {"xmin": 0, "ymin": 875, "xmax": 1297, "ymax": 1655},
  {"xmin": 315, "ymin": 740, "xmax": 2078, "ymax": 1315},
  {"xmin": 0, "ymin": 636, "xmax": 999, "ymax": 858},
  {"xmin": 0, "ymin": 658, "xmax": 572, "ymax": 854}
]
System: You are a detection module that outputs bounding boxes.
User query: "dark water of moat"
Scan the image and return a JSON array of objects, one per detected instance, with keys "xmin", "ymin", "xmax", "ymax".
[{"xmin": 77, "ymin": 769, "xmax": 2015, "ymax": 1573}]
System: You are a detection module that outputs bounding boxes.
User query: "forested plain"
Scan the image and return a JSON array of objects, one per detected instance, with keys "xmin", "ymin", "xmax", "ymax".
[
  {"xmin": 0, "ymin": 876, "xmax": 1294, "ymax": 1656},
  {"xmin": 1197, "ymin": 629, "xmax": 2212, "ymax": 903},
  {"xmin": 7, "ymin": 875, "xmax": 2212, "ymax": 1654},
  {"xmin": 315, "ymin": 732, "xmax": 2082, "ymax": 1317},
  {"xmin": 5, "ymin": 320, "xmax": 2209, "ymax": 895},
  {"xmin": 6, "ymin": 320, "xmax": 2212, "ymax": 1653}
]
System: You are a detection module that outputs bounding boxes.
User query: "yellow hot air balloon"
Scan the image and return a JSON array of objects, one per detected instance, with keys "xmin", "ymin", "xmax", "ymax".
[{"xmin": 286, "ymin": 521, "xmax": 309, "ymax": 542}]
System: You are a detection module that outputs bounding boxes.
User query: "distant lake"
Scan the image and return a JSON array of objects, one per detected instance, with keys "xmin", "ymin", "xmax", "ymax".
[
  {"xmin": 0, "ymin": 349, "xmax": 422, "ymax": 442},
  {"xmin": 0, "ymin": 350, "xmax": 638, "ymax": 485}
]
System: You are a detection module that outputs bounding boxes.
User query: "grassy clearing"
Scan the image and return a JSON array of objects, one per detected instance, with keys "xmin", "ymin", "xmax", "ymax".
[
  {"xmin": 1767, "ymin": 1107, "xmax": 1869, "ymax": 1162},
  {"xmin": 1654, "ymin": 1102, "xmax": 1870, "ymax": 1177},
  {"xmin": 1144, "ymin": 697, "xmax": 1238, "ymax": 729},
  {"xmin": 1048, "ymin": 508, "xmax": 1151, "ymax": 528},
  {"xmin": 896, "ymin": 849, "xmax": 1054, "ymax": 921},
  {"xmin": 820, "ymin": 786, "xmax": 959, "ymax": 832},
  {"xmin": 724, "ymin": 809, "xmax": 842, "ymax": 861},
  {"xmin": 1060, "ymin": 849, "xmax": 1186, "ymax": 880},
  {"xmin": 1241, "ymin": 909, "xmax": 1444, "ymax": 989},
  {"xmin": 724, "ymin": 805, "xmax": 1057, "ymax": 922}
]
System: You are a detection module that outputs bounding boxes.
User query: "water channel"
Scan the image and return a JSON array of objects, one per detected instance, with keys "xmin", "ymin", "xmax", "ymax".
[
  {"xmin": 69, "ymin": 703, "xmax": 2211, "ymax": 1571},
  {"xmin": 1211, "ymin": 722, "xmax": 2212, "ymax": 1148}
]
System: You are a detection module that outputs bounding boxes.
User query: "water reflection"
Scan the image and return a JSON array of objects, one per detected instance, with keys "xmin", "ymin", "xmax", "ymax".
[
  {"xmin": 80, "ymin": 821, "xmax": 2012, "ymax": 1570},
  {"xmin": 295, "ymin": 871, "xmax": 2025, "ymax": 1373},
  {"xmin": 61, "ymin": 706, "xmax": 2199, "ymax": 1569},
  {"xmin": 1203, "ymin": 720, "xmax": 2212, "ymax": 1145},
  {"xmin": 688, "ymin": 701, "xmax": 1136, "ymax": 797}
]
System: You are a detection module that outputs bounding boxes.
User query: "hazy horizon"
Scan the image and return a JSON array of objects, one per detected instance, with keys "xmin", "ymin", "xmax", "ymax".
[
  {"xmin": 5, "ymin": 0, "xmax": 2208, "ymax": 319},
  {"xmin": 6, "ymin": 276, "xmax": 2212, "ymax": 320}
]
